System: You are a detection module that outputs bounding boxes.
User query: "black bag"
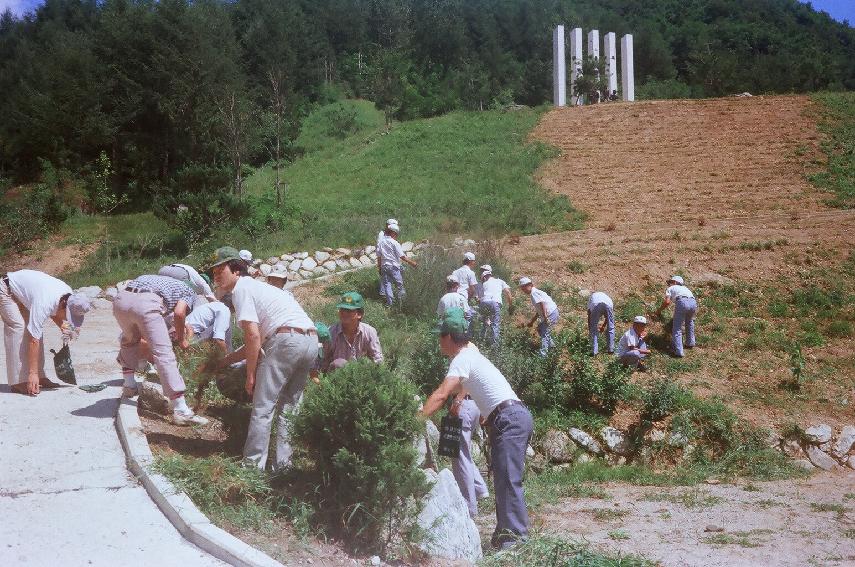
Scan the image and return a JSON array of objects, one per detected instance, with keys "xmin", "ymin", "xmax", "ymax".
[
  {"xmin": 50, "ymin": 344, "xmax": 76, "ymax": 385},
  {"xmin": 437, "ymin": 413, "xmax": 462, "ymax": 458}
]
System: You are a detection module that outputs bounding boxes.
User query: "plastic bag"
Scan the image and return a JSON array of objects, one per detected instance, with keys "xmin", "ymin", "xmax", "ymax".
[
  {"xmin": 437, "ymin": 413, "xmax": 462, "ymax": 458},
  {"xmin": 50, "ymin": 344, "xmax": 76, "ymax": 385}
]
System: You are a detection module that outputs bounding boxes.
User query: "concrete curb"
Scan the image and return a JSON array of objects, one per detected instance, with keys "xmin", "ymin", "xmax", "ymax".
[{"xmin": 116, "ymin": 398, "xmax": 284, "ymax": 567}]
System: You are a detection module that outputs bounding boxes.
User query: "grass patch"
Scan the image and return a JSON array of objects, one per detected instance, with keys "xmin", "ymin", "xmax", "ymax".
[
  {"xmin": 701, "ymin": 529, "xmax": 772, "ymax": 548},
  {"xmin": 809, "ymin": 92, "xmax": 855, "ymax": 208},
  {"xmin": 479, "ymin": 533, "xmax": 653, "ymax": 566},
  {"xmin": 608, "ymin": 529, "xmax": 630, "ymax": 541},
  {"xmin": 643, "ymin": 489, "xmax": 722, "ymax": 509},
  {"xmin": 590, "ymin": 508, "xmax": 630, "ymax": 521},
  {"xmin": 810, "ymin": 502, "xmax": 846, "ymax": 514}
]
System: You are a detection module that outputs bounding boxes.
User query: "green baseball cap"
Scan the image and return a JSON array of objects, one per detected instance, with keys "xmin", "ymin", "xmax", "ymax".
[
  {"xmin": 434, "ymin": 308, "xmax": 468, "ymax": 335},
  {"xmin": 315, "ymin": 322, "xmax": 331, "ymax": 342},
  {"xmin": 208, "ymin": 246, "xmax": 241, "ymax": 268},
  {"xmin": 336, "ymin": 291, "xmax": 365, "ymax": 310}
]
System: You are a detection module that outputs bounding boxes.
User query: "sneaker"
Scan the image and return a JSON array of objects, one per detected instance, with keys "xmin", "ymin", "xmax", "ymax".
[
  {"xmin": 122, "ymin": 386, "xmax": 139, "ymax": 398},
  {"xmin": 172, "ymin": 410, "xmax": 209, "ymax": 426}
]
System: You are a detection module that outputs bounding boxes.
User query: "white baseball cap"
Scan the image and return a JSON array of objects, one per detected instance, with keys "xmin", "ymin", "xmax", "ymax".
[
  {"xmin": 669, "ymin": 275, "xmax": 684, "ymax": 285},
  {"xmin": 239, "ymin": 249, "xmax": 253, "ymax": 262},
  {"xmin": 267, "ymin": 271, "xmax": 288, "ymax": 280},
  {"xmin": 480, "ymin": 264, "xmax": 492, "ymax": 274},
  {"xmin": 387, "ymin": 222, "xmax": 400, "ymax": 233},
  {"xmin": 446, "ymin": 274, "xmax": 459, "ymax": 284},
  {"xmin": 633, "ymin": 315, "xmax": 648, "ymax": 325},
  {"xmin": 386, "ymin": 218, "xmax": 398, "ymax": 227},
  {"xmin": 66, "ymin": 293, "xmax": 92, "ymax": 331},
  {"xmin": 463, "ymin": 252, "xmax": 476, "ymax": 261},
  {"xmin": 518, "ymin": 277, "xmax": 532, "ymax": 286}
]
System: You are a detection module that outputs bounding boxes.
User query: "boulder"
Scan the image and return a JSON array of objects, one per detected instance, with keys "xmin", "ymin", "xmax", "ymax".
[
  {"xmin": 365, "ymin": 245, "xmax": 376, "ymax": 255},
  {"xmin": 322, "ymin": 260, "xmax": 338, "ymax": 272},
  {"xmin": 299, "ymin": 269, "xmax": 313, "ymax": 279},
  {"xmin": 693, "ymin": 272, "xmax": 735, "ymax": 288},
  {"xmin": 804, "ymin": 424, "xmax": 832, "ymax": 444},
  {"xmin": 847, "ymin": 455, "xmax": 855, "ymax": 470},
  {"xmin": 359, "ymin": 255, "xmax": 373, "ymax": 267},
  {"xmin": 139, "ymin": 381, "xmax": 170, "ymax": 415},
  {"xmin": 539, "ymin": 430, "xmax": 575, "ymax": 464},
  {"xmin": 568, "ymin": 428, "xmax": 603, "ymax": 455},
  {"xmin": 780, "ymin": 438, "xmax": 805, "ymax": 459},
  {"xmin": 401, "ymin": 241, "xmax": 414, "ymax": 252},
  {"xmin": 74, "ymin": 286, "xmax": 102, "ymax": 300},
  {"xmin": 259, "ymin": 264, "xmax": 272, "ymax": 276},
  {"xmin": 295, "ymin": 252, "xmax": 309, "ymax": 260},
  {"xmin": 104, "ymin": 287, "xmax": 119, "ymax": 301},
  {"xmin": 336, "ymin": 259, "xmax": 350, "ymax": 270},
  {"xmin": 288, "ymin": 259, "xmax": 303, "ymax": 272},
  {"xmin": 335, "ymin": 247, "xmax": 351, "ymax": 256},
  {"xmin": 314, "ymin": 251, "xmax": 330, "ymax": 263},
  {"xmin": 349, "ymin": 257, "xmax": 363, "ymax": 268},
  {"xmin": 600, "ymin": 426, "xmax": 632, "ymax": 455},
  {"xmin": 417, "ymin": 469, "xmax": 483, "ymax": 563},
  {"xmin": 832, "ymin": 426, "xmax": 855, "ymax": 459},
  {"xmin": 280, "ymin": 253, "xmax": 293, "ymax": 261},
  {"xmin": 266, "ymin": 257, "xmax": 279, "ymax": 265},
  {"xmin": 793, "ymin": 459, "xmax": 816, "ymax": 472},
  {"xmin": 805, "ymin": 445, "xmax": 840, "ymax": 471},
  {"xmin": 302, "ymin": 257, "xmax": 318, "ymax": 271}
]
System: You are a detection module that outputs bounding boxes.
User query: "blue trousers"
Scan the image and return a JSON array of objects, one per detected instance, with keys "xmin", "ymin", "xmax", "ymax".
[
  {"xmin": 479, "ymin": 301, "xmax": 502, "ymax": 346},
  {"xmin": 537, "ymin": 309, "xmax": 559, "ymax": 356},
  {"xmin": 587, "ymin": 302, "xmax": 614, "ymax": 355},
  {"xmin": 672, "ymin": 297, "xmax": 698, "ymax": 356},
  {"xmin": 619, "ymin": 350, "xmax": 646, "ymax": 368},
  {"xmin": 452, "ymin": 400, "xmax": 489, "ymax": 518},
  {"xmin": 380, "ymin": 264, "xmax": 405, "ymax": 306},
  {"xmin": 489, "ymin": 403, "xmax": 533, "ymax": 547}
]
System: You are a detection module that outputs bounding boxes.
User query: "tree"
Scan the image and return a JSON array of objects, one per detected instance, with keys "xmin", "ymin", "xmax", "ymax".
[{"xmin": 217, "ymin": 90, "xmax": 258, "ymax": 200}]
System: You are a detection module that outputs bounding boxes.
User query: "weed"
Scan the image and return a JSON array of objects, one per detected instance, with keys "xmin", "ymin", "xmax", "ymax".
[
  {"xmin": 590, "ymin": 508, "xmax": 629, "ymax": 521},
  {"xmin": 566, "ymin": 260, "xmax": 587, "ymax": 274},
  {"xmin": 810, "ymin": 502, "xmax": 846, "ymax": 514},
  {"xmin": 643, "ymin": 489, "xmax": 722, "ymax": 509},
  {"xmin": 608, "ymin": 529, "xmax": 630, "ymax": 541},
  {"xmin": 480, "ymin": 533, "xmax": 654, "ymax": 566},
  {"xmin": 702, "ymin": 530, "xmax": 770, "ymax": 548}
]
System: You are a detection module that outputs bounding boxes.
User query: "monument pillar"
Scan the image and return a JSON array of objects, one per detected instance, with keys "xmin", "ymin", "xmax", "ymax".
[
  {"xmin": 604, "ymin": 32, "xmax": 617, "ymax": 99},
  {"xmin": 621, "ymin": 34, "xmax": 635, "ymax": 102},
  {"xmin": 587, "ymin": 29, "xmax": 600, "ymax": 102},
  {"xmin": 552, "ymin": 25, "xmax": 566, "ymax": 107},
  {"xmin": 570, "ymin": 27, "xmax": 583, "ymax": 105}
]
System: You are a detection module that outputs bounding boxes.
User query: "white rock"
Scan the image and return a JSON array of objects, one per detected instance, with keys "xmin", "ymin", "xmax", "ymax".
[
  {"xmin": 370, "ymin": 557, "xmax": 381, "ymax": 567},
  {"xmin": 365, "ymin": 245, "xmax": 376, "ymax": 255},
  {"xmin": 805, "ymin": 445, "xmax": 840, "ymax": 471},
  {"xmin": 578, "ymin": 289, "xmax": 592, "ymax": 299},
  {"xmin": 540, "ymin": 430, "xmax": 575, "ymax": 464},
  {"xmin": 263, "ymin": 257, "xmax": 276, "ymax": 265},
  {"xmin": 312, "ymin": 267, "xmax": 328, "ymax": 276},
  {"xmin": 288, "ymin": 259, "xmax": 303, "ymax": 272},
  {"xmin": 415, "ymin": 420, "xmax": 440, "ymax": 468},
  {"xmin": 314, "ymin": 251, "xmax": 330, "ymax": 263},
  {"xmin": 322, "ymin": 261, "xmax": 338, "ymax": 272},
  {"xmin": 259, "ymin": 264, "xmax": 272, "ymax": 276},
  {"xmin": 847, "ymin": 455, "xmax": 855, "ymax": 470},
  {"xmin": 74, "ymin": 286, "xmax": 102, "ymax": 300},
  {"xmin": 273, "ymin": 262, "xmax": 287, "ymax": 273},
  {"xmin": 568, "ymin": 428, "xmax": 603, "ymax": 455},
  {"xmin": 645, "ymin": 429, "xmax": 666, "ymax": 443},
  {"xmin": 804, "ymin": 424, "xmax": 832, "ymax": 444},
  {"xmin": 417, "ymin": 469, "xmax": 483, "ymax": 562},
  {"xmin": 575, "ymin": 453, "xmax": 594, "ymax": 464},
  {"xmin": 288, "ymin": 272, "xmax": 302, "ymax": 281},
  {"xmin": 336, "ymin": 247, "xmax": 351, "ymax": 256},
  {"xmin": 104, "ymin": 287, "xmax": 119, "ymax": 301},
  {"xmin": 606, "ymin": 454, "xmax": 627, "ymax": 466},
  {"xmin": 299, "ymin": 269, "xmax": 313, "ymax": 278},
  {"xmin": 368, "ymin": 252, "xmax": 377, "ymax": 260},
  {"xmin": 401, "ymin": 241, "xmax": 414, "ymax": 252},
  {"xmin": 139, "ymin": 381, "xmax": 169, "ymax": 415},
  {"xmin": 526, "ymin": 445, "xmax": 535, "ymax": 458},
  {"xmin": 601, "ymin": 426, "xmax": 632, "ymax": 455},
  {"xmin": 302, "ymin": 257, "xmax": 318, "ymax": 270},
  {"xmin": 693, "ymin": 272, "xmax": 735, "ymax": 288},
  {"xmin": 832, "ymin": 426, "xmax": 855, "ymax": 458},
  {"xmin": 463, "ymin": 239, "xmax": 476, "ymax": 246},
  {"xmin": 252, "ymin": 259, "xmax": 262, "ymax": 267},
  {"xmin": 336, "ymin": 259, "xmax": 350, "ymax": 270},
  {"xmin": 359, "ymin": 255, "xmax": 373, "ymax": 267},
  {"xmin": 295, "ymin": 252, "xmax": 309, "ymax": 260},
  {"xmin": 349, "ymin": 257, "xmax": 363, "ymax": 268},
  {"xmin": 280, "ymin": 253, "xmax": 293, "ymax": 261}
]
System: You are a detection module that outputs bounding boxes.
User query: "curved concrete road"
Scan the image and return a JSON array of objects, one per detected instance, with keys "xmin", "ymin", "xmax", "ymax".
[{"xmin": 0, "ymin": 303, "xmax": 224, "ymax": 566}]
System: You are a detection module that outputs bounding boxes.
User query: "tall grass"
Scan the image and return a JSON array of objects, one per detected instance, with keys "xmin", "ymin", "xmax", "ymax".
[{"xmin": 810, "ymin": 92, "xmax": 855, "ymax": 208}]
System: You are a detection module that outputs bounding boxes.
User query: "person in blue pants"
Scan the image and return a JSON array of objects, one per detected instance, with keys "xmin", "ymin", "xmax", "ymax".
[
  {"xmin": 654, "ymin": 275, "xmax": 698, "ymax": 357},
  {"xmin": 518, "ymin": 277, "xmax": 559, "ymax": 356},
  {"xmin": 587, "ymin": 291, "xmax": 614, "ymax": 355}
]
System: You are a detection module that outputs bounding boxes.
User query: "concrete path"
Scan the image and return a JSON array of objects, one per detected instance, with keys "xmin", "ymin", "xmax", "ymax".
[{"xmin": 0, "ymin": 303, "xmax": 225, "ymax": 566}]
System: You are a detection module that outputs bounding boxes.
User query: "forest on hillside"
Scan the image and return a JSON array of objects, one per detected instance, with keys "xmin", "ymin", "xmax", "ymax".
[{"xmin": 1, "ymin": 0, "xmax": 853, "ymax": 205}]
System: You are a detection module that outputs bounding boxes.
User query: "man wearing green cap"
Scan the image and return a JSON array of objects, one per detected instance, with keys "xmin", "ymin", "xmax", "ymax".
[
  {"xmin": 321, "ymin": 291, "xmax": 383, "ymax": 372},
  {"xmin": 212, "ymin": 246, "xmax": 318, "ymax": 471},
  {"xmin": 422, "ymin": 309, "xmax": 533, "ymax": 550}
]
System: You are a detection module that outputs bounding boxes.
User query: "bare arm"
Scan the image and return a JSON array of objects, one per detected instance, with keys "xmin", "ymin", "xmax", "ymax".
[
  {"xmin": 504, "ymin": 288, "xmax": 514, "ymax": 314},
  {"xmin": 655, "ymin": 296, "xmax": 671, "ymax": 317},
  {"xmin": 241, "ymin": 321, "xmax": 262, "ymax": 396},
  {"xmin": 173, "ymin": 300, "xmax": 189, "ymax": 350},
  {"xmin": 420, "ymin": 376, "xmax": 463, "ymax": 418},
  {"xmin": 401, "ymin": 255, "xmax": 418, "ymax": 268},
  {"xmin": 25, "ymin": 332, "xmax": 40, "ymax": 394}
]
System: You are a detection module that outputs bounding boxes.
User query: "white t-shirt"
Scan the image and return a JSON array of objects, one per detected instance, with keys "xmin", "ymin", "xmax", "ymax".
[
  {"xmin": 666, "ymin": 285, "xmax": 695, "ymax": 302},
  {"xmin": 447, "ymin": 347, "xmax": 519, "ymax": 417},
  {"xmin": 186, "ymin": 302, "xmax": 232, "ymax": 344},
  {"xmin": 377, "ymin": 236, "xmax": 404, "ymax": 267},
  {"xmin": 377, "ymin": 231, "xmax": 386, "ymax": 247},
  {"xmin": 7, "ymin": 270, "xmax": 72, "ymax": 340},
  {"xmin": 231, "ymin": 276, "xmax": 314, "ymax": 342},
  {"xmin": 437, "ymin": 292, "xmax": 468, "ymax": 318},
  {"xmin": 478, "ymin": 277, "xmax": 510, "ymax": 304},
  {"xmin": 172, "ymin": 263, "xmax": 214, "ymax": 298},
  {"xmin": 617, "ymin": 328, "xmax": 646, "ymax": 357},
  {"xmin": 530, "ymin": 287, "xmax": 558, "ymax": 318},
  {"xmin": 452, "ymin": 265, "xmax": 478, "ymax": 301},
  {"xmin": 587, "ymin": 291, "xmax": 613, "ymax": 310}
]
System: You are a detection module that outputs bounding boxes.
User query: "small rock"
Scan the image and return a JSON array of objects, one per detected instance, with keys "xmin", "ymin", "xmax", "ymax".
[
  {"xmin": 569, "ymin": 428, "xmax": 603, "ymax": 455},
  {"xmin": 352, "ymin": 247, "xmax": 365, "ymax": 258},
  {"xmin": 288, "ymin": 259, "xmax": 302, "ymax": 272},
  {"xmin": 273, "ymin": 262, "xmax": 287, "ymax": 273},
  {"xmin": 575, "ymin": 453, "xmax": 594, "ymax": 464},
  {"xmin": 104, "ymin": 287, "xmax": 119, "ymax": 301},
  {"xmin": 264, "ymin": 256, "xmax": 277, "ymax": 265},
  {"xmin": 578, "ymin": 289, "xmax": 592, "ymax": 299},
  {"xmin": 299, "ymin": 269, "xmax": 313, "ymax": 278},
  {"xmin": 606, "ymin": 454, "xmax": 626, "ymax": 466},
  {"xmin": 322, "ymin": 247, "xmax": 334, "ymax": 253},
  {"xmin": 693, "ymin": 272, "xmax": 735, "ymax": 288},
  {"xmin": 322, "ymin": 260, "xmax": 338, "ymax": 272},
  {"xmin": 336, "ymin": 258, "xmax": 350, "ymax": 270},
  {"xmin": 646, "ymin": 429, "xmax": 666, "ymax": 443},
  {"xmin": 349, "ymin": 257, "xmax": 363, "ymax": 268},
  {"xmin": 463, "ymin": 239, "xmax": 476, "ymax": 246},
  {"xmin": 359, "ymin": 255, "xmax": 373, "ymax": 267},
  {"xmin": 370, "ymin": 556, "xmax": 381, "ymax": 567},
  {"xmin": 289, "ymin": 272, "xmax": 302, "ymax": 281},
  {"xmin": 74, "ymin": 285, "xmax": 102, "ymax": 299},
  {"xmin": 139, "ymin": 381, "xmax": 170, "ymax": 415},
  {"xmin": 526, "ymin": 444, "xmax": 535, "ymax": 458},
  {"xmin": 847, "ymin": 455, "xmax": 855, "ymax": 470},
  {"xmin": 804, "ymin": 424, "xmax": 832, "ymax": 444},
  {"xmin": 312, "ymin": 267, "xmax": 328, "ymax": 276},
  {"xmin": 539, "ymin": 430, "xmax": 575, "ymax": 464},
  {"xmin": 295, "ymin": 252, "xmax": 309, "ymax": 260},
  {"xmin": 401, "ymin": 241, "xmax": 414, "ymax": 252},
  {"xmin": 280, "ymin": 253, "xmax": 293, "ymax": 261},
  {"xmin": 315, "ymin": 251, "xmax": 330, "ymax": 263},
  {"xmin": 252, "ymin": 259, "xmax": 262, "ymax": 267},
  {"xmin": 365, "ymin": 245, "xmax": 376, "ymax": 255},
  {"xmin": 704, "ymin": 525, "xmax": 725, "ymax": 533},
  {"xmin": 336, "ymin": 247, "xmax": 351, "ymax": 256},
  {"xmin": 301, "ymin": 257, "xmax": 318, "ymax": 271},
  {"xmin": 368, "ymin": 251, "xmax": 377, "ymax": 260},
  {"xmin": 601, "ymin": 426, "xmax": 632, "ymax": 455},
  {"xmin": 259, "ymin": 264, "xmax": 272, "ymax": 276},
  {"xmin": 705, "ymin": 478, "xmax": 721, "ymax": 485},
  {"xmin": 832, "ymin": 425, "xmax": 855, "ymax": 459},
  {"xmin": 92, "ymin": 297, "xmax": 112, "ymax": 310},
  {"xmin": 805, "ymin": 445, "xmax": 840, "ymax": 471}
]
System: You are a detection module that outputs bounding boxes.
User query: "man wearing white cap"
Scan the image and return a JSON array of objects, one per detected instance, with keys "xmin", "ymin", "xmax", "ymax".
[
  {"xmin": 1, "ymin": 270, "xmax": 91, "ymax": 395},
  {"xmin": 376, "ymin": 220, "xmax": 418, "ymax": 306},
  {"xmin": 518, "ymin": 277, "xmax": 559, "ymax": 356},
  {"xmin": 158, "ymin": 262, "xmax": 216, "ymax": 301},
  {"xmin": 239, "ymin": 250, "xmax": 253, "ymax": 263},
  {"xmin": 452, "ymin": 251, "xmax": 478, "ymax": 321},
  {"xmin": 476, "ymin": 265, "xmax": 512, "ymax": 346},
  {"xmin": 654, "ymin": 275, "xmax": 698, "ymax": 357},
  {"xmin": 437, "ymin": 275, "xmax": 469, "ymax": 319},
  {"xmin": 266, "ymin": 271, "xmax": 288, "ymax": 290},
  {"xmin": 376, "ymin": 219, "xmax": 397, "ymax": 300},
  {"xmin": 587, "ymin": 291, "xmax": 615, "ymax": 355},
  {"xmin": 617, "ymin": 316, "xmax": 650, "ymax": 370}
]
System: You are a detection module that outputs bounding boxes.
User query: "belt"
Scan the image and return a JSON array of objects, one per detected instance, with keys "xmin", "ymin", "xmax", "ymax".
[
  {"xmin": 125, "ymin": 286, "xmax": 155, "ymax": 294},
  {"xmin": 275, "ymin": 326, "xmax": 317, "ymax": 337},
  {"xmin": 487, "ymin": 399, "xmax": 525, "ymax": 424}
]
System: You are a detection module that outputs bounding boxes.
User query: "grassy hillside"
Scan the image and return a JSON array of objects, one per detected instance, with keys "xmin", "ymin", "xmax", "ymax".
[{"xmin": 809, "ymin": 91, "xmax": 855, "ymax": 208}]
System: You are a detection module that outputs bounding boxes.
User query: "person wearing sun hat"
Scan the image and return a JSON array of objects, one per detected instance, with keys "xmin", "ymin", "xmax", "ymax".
[
  {"xmin": 376, "ymin": 220, "xmax": 418, "ymax": 306},
  {"xmin": 518, "ymin": 277, "xmax": 559, "ymax": 356},
  {"xmin": 452, "ymin": 251, "xmax": 479, "ymax": 305},
  {"xmin": 0, "ymin": 269, "xmax": 92, "ymax": 395},
  {"xmin": 422, "ymin": 308, "xmax": 533, "ymax": 550},
  {"xmin": 653, "ymin": 275, "xmax": 698, "ymax": 357},
  {"xmin": 266, "ymin": 270, "xmax": 288, "ymax": 289},
  {"xmin": 587, "ymin": 291, "xmax": 615, "ymax": 356},
  {"xmin": 212, "ymin": 246, "xmax": 318, "ymax": 470},
  {"xmin": 476, "ymin": 264, "xmax": 513, "ymax": 347},
  {"xmin": 321, "ymin": 291, "xmax": 383, "ymax": 372},
  {"xmin": 376, "ymin": 218, "xmax": 398, "ymax": 300},
  {"xmin": 617, "ymin": 315, "xmax": 651, "ymax": 370}
]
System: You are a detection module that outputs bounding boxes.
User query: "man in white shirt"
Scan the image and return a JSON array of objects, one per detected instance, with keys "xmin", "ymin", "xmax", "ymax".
[
  {"xmin": 183, "ymin": 300, "xmax": 233, "ymax": 354},
  {"xmin": 617, "ymin": 315, "xmax": 650, "ymax": 370},
  {"xmin": 653, "ymin": 275, "xmax": 698, "ymax": 357},
  {"xmin": 421, "ymin": 310, "xmax": 533, "ymax": 550},
  {"xmin": 213, "ymin": 247, "xmax": 318, "ymax": 470},
  {"xmin": 158, "ymin": 262, "xmax": 216, "ymax": 301},
  {"xmin": 476, "ymin": 265, "xmax": 513, "ymax": 346},
  {"xmin": 452, "ymin": 252, "xmax": 478, "ymax": 304},
  {"xmin": 0, "ymin": 270, "xmax": 91, "ymax": 395},
  {"xmin": 376, "ymin": 218, "xmax": 397, "ymax": 301},
  {"xmin": 518, "ymin": 277, "xmax": 559, "ymax": 356},
  {"xmin": 376, "ymin": 221, "xmax": 418, "ymax": 306},
  {"xmin": 587, "ymin": 291, "xmax": 615, "ymax": 355},
  {"xmin": 437, "ymin": 275, "xmax": 468, "ymax": 319}
]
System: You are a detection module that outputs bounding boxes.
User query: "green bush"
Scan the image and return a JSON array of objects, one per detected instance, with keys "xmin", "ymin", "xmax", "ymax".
[
  {"xmin": 565, "ymin": 330, "xmax": 634, "ymax": 415},
  {"xmin": 0, "ymin": 160, "xmax": 73, "ymax": 252},
  {"xmin": 290, "ymin": 360, "xmax": 429, "ymax": 553},
  {"xmin": 641, "ymin": 378, "xmax": 688, "ymax": 423}
]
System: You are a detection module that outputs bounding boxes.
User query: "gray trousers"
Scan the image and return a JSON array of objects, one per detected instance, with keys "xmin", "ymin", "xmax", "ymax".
[
  {"xmin": 587, "ymin": 302, "xmax": 615, "ymax": 355},
  {"xmin": 452, "ymin": 399, "xmax": 489, "ymax": 518},
  {"xmin": 244, "ymin": 331, "xmax": 317, "ymax": 470},
  {"xmin": 619, "ymin": 350, "xmax": 646, "ymax": 368},
  {"xmin": 672, "ymin": 297, "xmax": 698, "ymax": 356},
  {"xmin": 479, "ymin": 301, "xmax": 502, "ymax": 346},
  {"xmin": 380, "ymin": 264, "xmax": 405, "ymax": 306},
  {"xmin": 488, "ymin": 403, "xmax": 533, "ymax": 546}
]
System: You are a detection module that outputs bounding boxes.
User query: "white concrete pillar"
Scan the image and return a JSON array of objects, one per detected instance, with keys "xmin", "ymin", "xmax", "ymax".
[
  {"xmin": 587, "ymin": 29, "xmax": 600, "ymax": 60},
  {"xmin": 621, "ymin": 33, "xmax": 635, "ymax": 102},
  {"xmin": 570, "ymin": 27, "xmax": 583, "ymax": 105},
  {"xmin": 604, "ymin": 32, "xmax": 617, "ymax": 99},
  {"xmin": 552, "ymin": 25, "xmax": 566, "ymax": 107}
]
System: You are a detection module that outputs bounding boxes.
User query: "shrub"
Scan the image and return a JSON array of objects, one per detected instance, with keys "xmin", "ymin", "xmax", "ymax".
[
  {"xmin": 565, "ymin": 330, "xmax": 634, "ymax": 415},
  {"xmin": 290, "ymin": 360, "xmax": 429, "ymax": 553},
  {"xmin": 0, "ymin": 160, "xmax": 73, "ymax": 251},
  {"xmin": 641, "ymin": 378, "xmax": 687, "ymax": 423}
]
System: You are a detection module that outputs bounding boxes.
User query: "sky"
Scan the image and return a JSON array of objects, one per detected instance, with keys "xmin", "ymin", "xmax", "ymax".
[{"xmin": 1, "ymin": 0, "xmax": 853, "ymax": 25}]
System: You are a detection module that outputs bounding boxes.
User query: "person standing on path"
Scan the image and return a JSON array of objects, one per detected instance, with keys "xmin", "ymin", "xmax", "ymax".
[
  {"xmin": 112, "ymin": 274, "xmax": 208, "ymax": 425},
  {"xmin": 476, "ymin": 265, "xmax": 513, "ymax": 346},
  {"xmin": 376, "ymin": 218, "xmax": 397, "ymax": 301},
  {"xmin": 437, "ymin": 275, "xmax": 468, "ymax": 319},
  {"xmin": 422, "ymin": 310, "xmax": 533, "ymax": 549},
  {"xmin": 321, "ymin": 292, "xmax": 383, "ymax": 373},
  {"xmin": 212, "ymin": 247, "xmax": 318, "ymax": 471},
  {"xmin": 376, "ymin": 221, "xmax": 418, "ymax": 306},
  {"xmin": 587, "ymin": 291, "xmax": 615, "ymax": 355},
  {"xmin": 157, "ymin": 263, "xmax": 216, "ymax": 301},
  {"xmin": 518, "ymin": 277, "xmax": 559, "ymax": 356},
  {"xmin": 653, "ymin": 275, "xmax": 698, "ymax": 357},
  {"xmin": 0, "ymin": 270, "xmax": 91, "ymax": 395},
  {"xmin": 616, "ymin": 315, "xmax": 650, "ymax": 370}
]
